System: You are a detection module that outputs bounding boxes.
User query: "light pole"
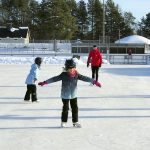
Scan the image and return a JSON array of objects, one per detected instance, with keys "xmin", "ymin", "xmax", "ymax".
[
  {"xmin": 118, "ymin": 29, "xmax": 121, "ymax": 43},
  {"xmin": 50, "ymin": 16, "xmax": 59, "ymax": 52},
  {"xmin": 102, "ymin": 0, "xmax": 105, "ymax": 44}
]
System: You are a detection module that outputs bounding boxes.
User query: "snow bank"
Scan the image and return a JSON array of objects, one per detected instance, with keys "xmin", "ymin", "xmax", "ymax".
[{"xmin": 0, "ymin": 56, "xmax": 109, "ymax": 65}]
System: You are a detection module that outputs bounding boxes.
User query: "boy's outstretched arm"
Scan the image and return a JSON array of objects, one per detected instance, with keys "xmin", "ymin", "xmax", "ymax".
[
  {"xmin": 38, "ymin": 81, "xmax": 48, "ymax": 86},
  {"xmin": 38, "ymin": 73, "xmax": 62, "ymax": 86},
  {"xmin": 78, "ymin": 74, "xmax": 102, "ymax": 88}
]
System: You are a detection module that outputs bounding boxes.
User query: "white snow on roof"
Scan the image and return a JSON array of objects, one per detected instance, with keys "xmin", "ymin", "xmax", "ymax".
[
  {"xmin": 115, "ymin": 35, "xmax": 150, "ymax": 44},
  {"xmin": 10, "ymin": 27, "xmax": 19, "ymax": 32},
  {"xmin": 19, "ymin": 27, "xmax": 29, "ymax": 29}
]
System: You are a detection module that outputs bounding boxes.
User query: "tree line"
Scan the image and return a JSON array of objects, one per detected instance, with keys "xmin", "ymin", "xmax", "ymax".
[{"xmin": 0, "ymin": 0, "xmax": 150, "ymax": 42}]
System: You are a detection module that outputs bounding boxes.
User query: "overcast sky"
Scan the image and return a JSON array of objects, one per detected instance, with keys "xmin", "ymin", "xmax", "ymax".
[{"xmin": 37, "ymin": 0, "xmax": 150, "ymax": 22}]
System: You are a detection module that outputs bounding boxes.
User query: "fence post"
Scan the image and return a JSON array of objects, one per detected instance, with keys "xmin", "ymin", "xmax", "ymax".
[
  {"xmin": 107, "ymin": 49, "xmax": 109, "ymax": 63},
  {"xmin": 146, "ymin": 54, "xmax": 149, "ymax": 64}
]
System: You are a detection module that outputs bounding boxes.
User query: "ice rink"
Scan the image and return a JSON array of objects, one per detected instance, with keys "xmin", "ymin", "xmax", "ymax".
[{"xmin": 0, "ymin": 64, "xmax": 150, "ymax": 150}]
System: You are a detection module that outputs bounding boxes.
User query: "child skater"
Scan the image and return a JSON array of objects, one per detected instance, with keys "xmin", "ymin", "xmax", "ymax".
[
  {"xmin": 24, "ymin": 57, "xmax": 42, "ymax": 102},
  {"xmin": 38, "ymin": 58, "xmax": 101, "ymax": 128}
]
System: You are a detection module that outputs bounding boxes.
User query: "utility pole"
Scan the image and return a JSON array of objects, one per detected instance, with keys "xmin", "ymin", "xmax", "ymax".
[
  {"xmin": 92, "ymin": 1, "xmax": 94, "ymax": 40},
  {"xmin": 102, "ymin": 0, "xmax": 105, "ymax": 44},
  {"xmin": 118, "ymin": 29, "xmax": 121, "ymax": 43}
]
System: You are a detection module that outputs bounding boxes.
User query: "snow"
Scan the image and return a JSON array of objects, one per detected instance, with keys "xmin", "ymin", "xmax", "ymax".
[
  {"xmin": 115, "ymin": 35, "xmax": 150, "ymax": 44},
  {"xmin": 0, "ymin": 56, "xmax": 109, "ymax": 65},
  {"xmin": 0, "ymin": 56, "xmax": 150, "ymax": 150},
  {"xmin": 10, "ymin": 27, "xmax": 19, "ymax": 32}
]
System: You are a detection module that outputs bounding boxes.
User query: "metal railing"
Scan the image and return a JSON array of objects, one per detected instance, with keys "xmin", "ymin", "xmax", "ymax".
[
  {"xmin": 102, "ymin": 54, "xmax": 150, "ymax": 64},
  {"xmin": 0, "ymin": 42, "xmax": 71, "ymax": 56},
  {"xmin": 0, "ymin": 42, "xmax": 150, "ymax": 65}
]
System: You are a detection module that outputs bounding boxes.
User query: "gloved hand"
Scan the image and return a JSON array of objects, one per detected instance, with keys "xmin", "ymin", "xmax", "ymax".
[
  {"xmin": 93, "ymin": 80, "xmax": 101, "ymax": 87},
  {"xmin": 38, "ymin": 81, "xmax": 48, "ymax": 86},
  {"xmin": 87, "ymin": 62, "xmax": 89, "ymax": 67},
  {"xmin": 33, "ymin": 78, "xmax": 37, "ymax": 83}
]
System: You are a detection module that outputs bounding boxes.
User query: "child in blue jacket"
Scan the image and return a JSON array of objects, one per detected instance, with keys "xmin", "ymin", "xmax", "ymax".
[
  {"xmin": 38, "ymin": 59, "xmax": 101, "ymax": 128},
  {"xmin": 24, "ymin": 57, "xmax": 42, "ymax": 102}
]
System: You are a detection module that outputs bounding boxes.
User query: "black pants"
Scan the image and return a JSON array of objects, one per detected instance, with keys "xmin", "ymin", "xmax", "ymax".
[
  {"xmin": 91, "ymin": 66, "xmax": 99, "ymax": 81},
  {"xmin": 24, "ymin": 84, "xmax": 37, "ymax": 102},
  {"xmin": 61, "ymin": 98, "xmax": 78, "ymax": 123}
]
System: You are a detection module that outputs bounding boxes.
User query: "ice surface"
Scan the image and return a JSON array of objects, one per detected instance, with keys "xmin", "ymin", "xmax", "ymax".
[{"xmin": 0, "ymin": 61, "xmax": 150, "ymax": 150}]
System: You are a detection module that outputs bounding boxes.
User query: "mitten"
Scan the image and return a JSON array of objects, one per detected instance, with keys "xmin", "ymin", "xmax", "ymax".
[
  {"xmin": 38, "ymin": 81, "xmax": 48, "ymax": 86},
  {"xmin": 93, "ymin": 80, "xmax": 101, "ymax": 87}
]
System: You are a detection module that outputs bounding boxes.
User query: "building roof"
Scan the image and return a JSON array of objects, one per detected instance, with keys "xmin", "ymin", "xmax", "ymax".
[
  {"xmin": 115, "ymin": 35, "xmax": 150, "ymax": 45},
  {"xmin": 0, "ymin": 27, "xmax": 29, "ymax": 38}
]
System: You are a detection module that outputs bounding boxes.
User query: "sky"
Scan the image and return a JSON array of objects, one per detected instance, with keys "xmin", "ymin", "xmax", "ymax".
[
  {"xmin": 37, "ymin": 0, "xmax": 150, "ymax": 22},
  {"xmin": 76, "ymin": 0, "xmax": 150, "ymax": 22}
]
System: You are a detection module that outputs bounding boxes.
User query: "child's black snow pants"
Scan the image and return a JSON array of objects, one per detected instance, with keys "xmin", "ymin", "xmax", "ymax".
[
  {"xmin": 24, "ymin": 84, "xmax": 37, "ymax": 102},
  {"xmin": 61, "ymin": 98, "xmax": 78, "ymax": 123},
  {"xmin": 91, "ymin": 66, "xmax": 99, "ymax": 81}
]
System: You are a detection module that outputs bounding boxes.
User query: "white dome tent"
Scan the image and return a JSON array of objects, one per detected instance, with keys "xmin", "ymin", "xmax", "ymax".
[{"xmin": 115, "ymin": 35, "xmax": 150, "ymax": 44}]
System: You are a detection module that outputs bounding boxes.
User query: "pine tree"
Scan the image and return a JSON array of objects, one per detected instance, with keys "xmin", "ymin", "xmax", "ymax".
[
  {"xmin": 138, "ymin": 13, "xmax": 150, "ymax": 38},
  {"xmin": 105, "ymin": 0, "xmax": 133, "ymax": 42},
  {"xmin": 87, "ymin": 0, "xmax": 95, "ymax": 39},
  {"xmin": 76, "ymin": 0, "xmax": 88, "ymax": 40},
  {"xmin": 38, "ymin": 0, "xmax": 77, "ymax": 40},
  {"xmin": 93, "ymin": 0, "xmax": 103, "ymax": 39}
]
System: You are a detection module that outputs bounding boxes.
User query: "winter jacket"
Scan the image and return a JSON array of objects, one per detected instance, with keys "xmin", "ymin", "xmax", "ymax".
[
  {"xmin": 87, "ymin": 48, "xmax": 102, "ymax": 67},
  {"xmin": 25, "ymin": 64, "xmax": 40, "ymax": 84},
  {"xmin": 45, "ymin": 72, "xmax": 93, "ymax": 99}
]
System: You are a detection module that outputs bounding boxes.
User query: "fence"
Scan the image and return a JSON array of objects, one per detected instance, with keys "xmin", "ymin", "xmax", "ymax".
[
  {"xmin": 0, "ymin": 42, "xmax": 71, "ymax": 56},
  {"xmin": 102, "ymin": 54, "xmax": 150, "ymax": 64},
  {"xmin": 73, "ymin": 53, "xmax": 149, "ymax": 65},
  {"xmin": 0, "ymin": 42, "xmax": 150, "ymax": 64}
]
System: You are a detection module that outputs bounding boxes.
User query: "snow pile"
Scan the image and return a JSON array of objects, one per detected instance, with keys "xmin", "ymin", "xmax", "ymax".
[
  {"xmin": 0, "ymin": 56, "xmax": 109, "ymax": 65},
  {"xmin": 73, "ymin": 57, "xmax": 85, "ymax": 65},
  {"xmin": 103, "ymin": 58, "xmax": 110, "ymax": 64},
  {"xmin": 0, "ymin": 57, "xmax": 34, "ymax": 64},
  {"xmin": 0, "ymin": 56, "xmax": 86, "ymax": 65}
]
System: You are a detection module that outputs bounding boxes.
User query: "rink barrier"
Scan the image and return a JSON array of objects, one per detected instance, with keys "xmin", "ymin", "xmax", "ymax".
[{"xmin": 0, "ymin": 52, "xmax": 149, "ymax": 65}]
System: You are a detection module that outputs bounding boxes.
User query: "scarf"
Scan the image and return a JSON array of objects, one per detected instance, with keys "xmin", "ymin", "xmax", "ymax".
[{"xmin": 68, "ymin": 68, "xmax": 77, "ymax": 77}]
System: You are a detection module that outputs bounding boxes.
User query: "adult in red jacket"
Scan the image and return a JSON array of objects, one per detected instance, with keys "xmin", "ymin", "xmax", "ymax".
[{"xmin": 87, "ymin": 45, "xmax": 102, "ymax": 81}]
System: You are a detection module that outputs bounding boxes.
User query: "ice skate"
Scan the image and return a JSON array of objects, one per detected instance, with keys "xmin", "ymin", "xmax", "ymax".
[
  {"xmin": 61, "ymin": 122, "xmax": 67, "ymax": 128},
  {"xmin": 73, "ymin": 122, "xmax": 81, "ymax": 128},
  {"xmin": 24, "ymin": 99, "xmax": 31, "ymax": 102},
  {"xmin": 32, "ymin": 100, "xmax": 40, "ymax": 103}
]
